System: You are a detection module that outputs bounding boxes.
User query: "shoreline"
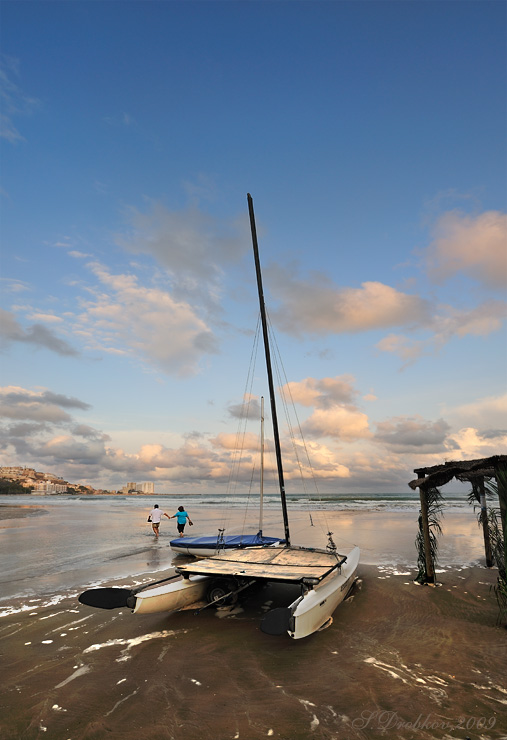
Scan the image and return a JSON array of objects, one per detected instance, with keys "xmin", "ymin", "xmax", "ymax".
[
  {"xmin": 1, "ymin": 563, "xmax": 505, "ymax": 740},
  {"xmin": 0, "ymin": 501, "xmax": 494, "ymax": 605}
]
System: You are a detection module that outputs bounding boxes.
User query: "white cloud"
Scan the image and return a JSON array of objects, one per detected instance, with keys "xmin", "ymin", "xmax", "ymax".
[
  {"xmin": 284, "ymin": 375, "xmax": 358, "ymax": 407},
  {"xmin": 374, "ymin": 415, "xmax": 451, "ymax": 453},
  {"xmin": 76, "ymin": 262, "xmax": 218, "ymax": 377},
  {"xmin": 431, "ymin": 301, "xmax": 507, "ymax": 340},
  {"xmin": 0, "ymin": 278, "xmax": 30, "ymax": 293},
  {"xmin": 0, "ymin": 386, "xmax": 90, "ymax": 423},
  {"xmin": 261, "ymin": 209, "xmax": 506, "ymax": 369},
  {"xmin": 269, "ymin": 266, "xmax": 430, "ymax": 336},
  {"xmin": 212, "ymin": 432, "xmax": 260, "ymax": 452},
  {"xmin": 446, "ymin": 427, "xmax": 507, "ymax": 459},
  {"xmin": 425, "ymin": 210, "xmax": 507, "ymax": 289},
  {"xmin": 52, "ymin": 239, "xmax": 73, "ymax": 248},
  {"xmin": 444, "ymin": 392, "xmax": 507, "ymax": 432},
  {"xmin": 0, "ymin": 57, "xmax": 40, "ymax": 143},
  {"xmin": 0, "ymin": 381, "xmax": 359, "ymax": 489},
  {"xmin": 290, "ymin": 439, "xmax": 351, "ymax": 479},
  {"xmin": 38, "ymin": 435, "xmax": 108, "ymax": 462},
  {"xmin": 0, "ymin": 309, "xmax": 78, "ymax": 356},
  {"xmin": 227, "ymin": 395, "xmax": 262, "ymax": 421},
  {"xmin": 371, "ymin": 394, "xmax": 507, "ymax": 465},
  {"xmin": 115, "ymin": 200, "xmax": 249, "ymax": 303},
  {"xmin": 281, "ymin": 375, "xmax": 371, "ymax": 441},
  {"xmin": 376, "ymin": 300, "xmax": 507, "ymax": 364},
  {"xmin": 26, "ymin": 312, "xmax": 64, "ymax": 324},
  {"xmin": 302, "ymin": 406, "xmax": 371, "ymax": 441},
  {"xmin": 375, "ymin": 333, "xmax": 427, "ymax": 365},
  {"xmin": 69, "ymin": 250, "xmax": 92, "ymax": 259},
  {"xmin": 1, "ymin": 382, "xmax": 503, "ymax": 493}
]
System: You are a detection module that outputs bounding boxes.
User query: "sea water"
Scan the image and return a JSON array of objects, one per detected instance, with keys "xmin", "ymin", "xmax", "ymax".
[{"xmin": 0, "ymin": 491, "xmax": 487, "ymax": 609}]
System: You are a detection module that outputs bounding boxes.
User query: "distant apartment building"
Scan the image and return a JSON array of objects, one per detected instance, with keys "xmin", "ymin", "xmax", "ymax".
[
  {"xmin": 121, "ymin": 481, "xmax": 155, "ymax": 494},
  {"xmin": 32, "ymin": 481, "xmax": 68, "ymax": 494}
]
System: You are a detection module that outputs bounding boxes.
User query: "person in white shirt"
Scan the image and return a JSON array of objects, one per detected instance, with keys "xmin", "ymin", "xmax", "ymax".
[{"xmin": 148, "ymin": 504, "xmax": 170, "ymax": 538}]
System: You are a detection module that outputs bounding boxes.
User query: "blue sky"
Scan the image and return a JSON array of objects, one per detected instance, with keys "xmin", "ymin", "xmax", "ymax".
[{"xmin": 1, "ymin": 1, "xmax": 506, "ymax": 493}]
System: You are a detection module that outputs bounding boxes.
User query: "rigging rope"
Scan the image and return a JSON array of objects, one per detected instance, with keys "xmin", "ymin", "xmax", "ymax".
[
  {"xmin": 266, "ymin": 312, "xmax": 334, "ymax": 542},
  {"xmin": 219, "ymin": 316, "xmax": 262, "ymax": 538},
  {"xmin": 218, "ymin": 310, "xmax": 353, "ymax": 553}
]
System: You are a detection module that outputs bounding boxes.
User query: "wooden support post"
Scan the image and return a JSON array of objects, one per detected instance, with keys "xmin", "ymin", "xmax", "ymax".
[
  {"xmin": 478, "ymin": 476, "xmax": 494, "ymax": 568},
  {"xmin": 494, "ymin": 463, "xmax": 507, "ymax": 538},
  {"xmin": 419, "ymin": 480, "xmax": 435, "ymax": 585}
]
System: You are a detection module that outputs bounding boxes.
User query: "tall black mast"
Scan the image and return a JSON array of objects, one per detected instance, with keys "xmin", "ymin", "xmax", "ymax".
[{"xmin": 247, "ymin": 193, "xmax": 291, "ymax": 547}]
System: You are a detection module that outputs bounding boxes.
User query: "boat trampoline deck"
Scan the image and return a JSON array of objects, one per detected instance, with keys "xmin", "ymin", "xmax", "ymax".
[{"xmin": 175, "ymin": 545, "xmax": 344, "ymax": 583}]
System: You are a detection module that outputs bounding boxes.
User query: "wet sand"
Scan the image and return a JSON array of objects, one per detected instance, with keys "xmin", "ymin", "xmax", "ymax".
[
  {"xmin": 0, "ymin": 504, "xmax": 46, "ymax": 520},
  {"xmin": 1, "ymin": 563, "xmax": 506, "ymax": 740}
]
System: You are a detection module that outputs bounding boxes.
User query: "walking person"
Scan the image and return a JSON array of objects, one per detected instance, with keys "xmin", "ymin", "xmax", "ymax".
[
  {"xmin": 170, "ymin": 506, "xmax": 193, "ymax": 537},
  {"xmin": 148, "ymin": 504, "xmax": 170, "ymax": 538}
]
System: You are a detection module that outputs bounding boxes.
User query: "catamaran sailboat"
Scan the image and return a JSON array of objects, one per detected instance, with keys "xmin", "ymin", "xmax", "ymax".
[{"xmin": 78, "ymin": 194, "xmax": 359, "ymax": 639}]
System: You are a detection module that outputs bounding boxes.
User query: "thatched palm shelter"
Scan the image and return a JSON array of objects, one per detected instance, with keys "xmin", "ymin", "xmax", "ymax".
[{"xmin": 409, "ymin": 454, "xmax": 507, "ymax": 584}]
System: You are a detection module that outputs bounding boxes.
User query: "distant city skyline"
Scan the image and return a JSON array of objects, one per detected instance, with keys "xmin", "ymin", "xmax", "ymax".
[
  {"xmin": 1, "ymin": 1, "xmax": 506, "ymax": 494},
  {"xmin": 0, "ymin": 466, "xmax": 159, "ymax": 494}
]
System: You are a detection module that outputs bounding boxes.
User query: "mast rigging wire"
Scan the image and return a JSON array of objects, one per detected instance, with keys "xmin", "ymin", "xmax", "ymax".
[{"xmin": 266, "ymin": 313, "xmax": 333, "ymax": 538}]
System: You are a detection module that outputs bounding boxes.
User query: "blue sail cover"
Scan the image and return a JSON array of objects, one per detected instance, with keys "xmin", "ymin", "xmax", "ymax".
[{"xmin": 170, "ymin": 532, "xmax": 284, "ymax": 552}]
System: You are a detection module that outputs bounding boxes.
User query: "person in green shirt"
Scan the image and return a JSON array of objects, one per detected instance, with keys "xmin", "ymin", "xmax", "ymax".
[{"xmin": 170, "ymin": 506, "xmax": 193, "ymax": 537}]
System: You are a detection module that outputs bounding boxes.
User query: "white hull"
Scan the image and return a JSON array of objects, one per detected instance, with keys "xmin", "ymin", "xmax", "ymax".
[
  {"xmin": 288, "ymin": 546, "xmax": 360, "ymax": 639},
  {"xmin": 170, "ymin": 544, "xmax": 222, "ymax": 557},
  {"xmin": 133, "ymin": 575, "xmax": 209, "ymax": 615}
]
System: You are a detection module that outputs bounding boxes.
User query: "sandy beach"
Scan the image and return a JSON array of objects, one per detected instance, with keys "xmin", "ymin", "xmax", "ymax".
[
  {"xmin": 1, "ymin": 500, "xmax": 506, "ymax": 739},
  {"xmin": 1, "ymin": 566, "xmax": 506, "ymax": 740}
]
